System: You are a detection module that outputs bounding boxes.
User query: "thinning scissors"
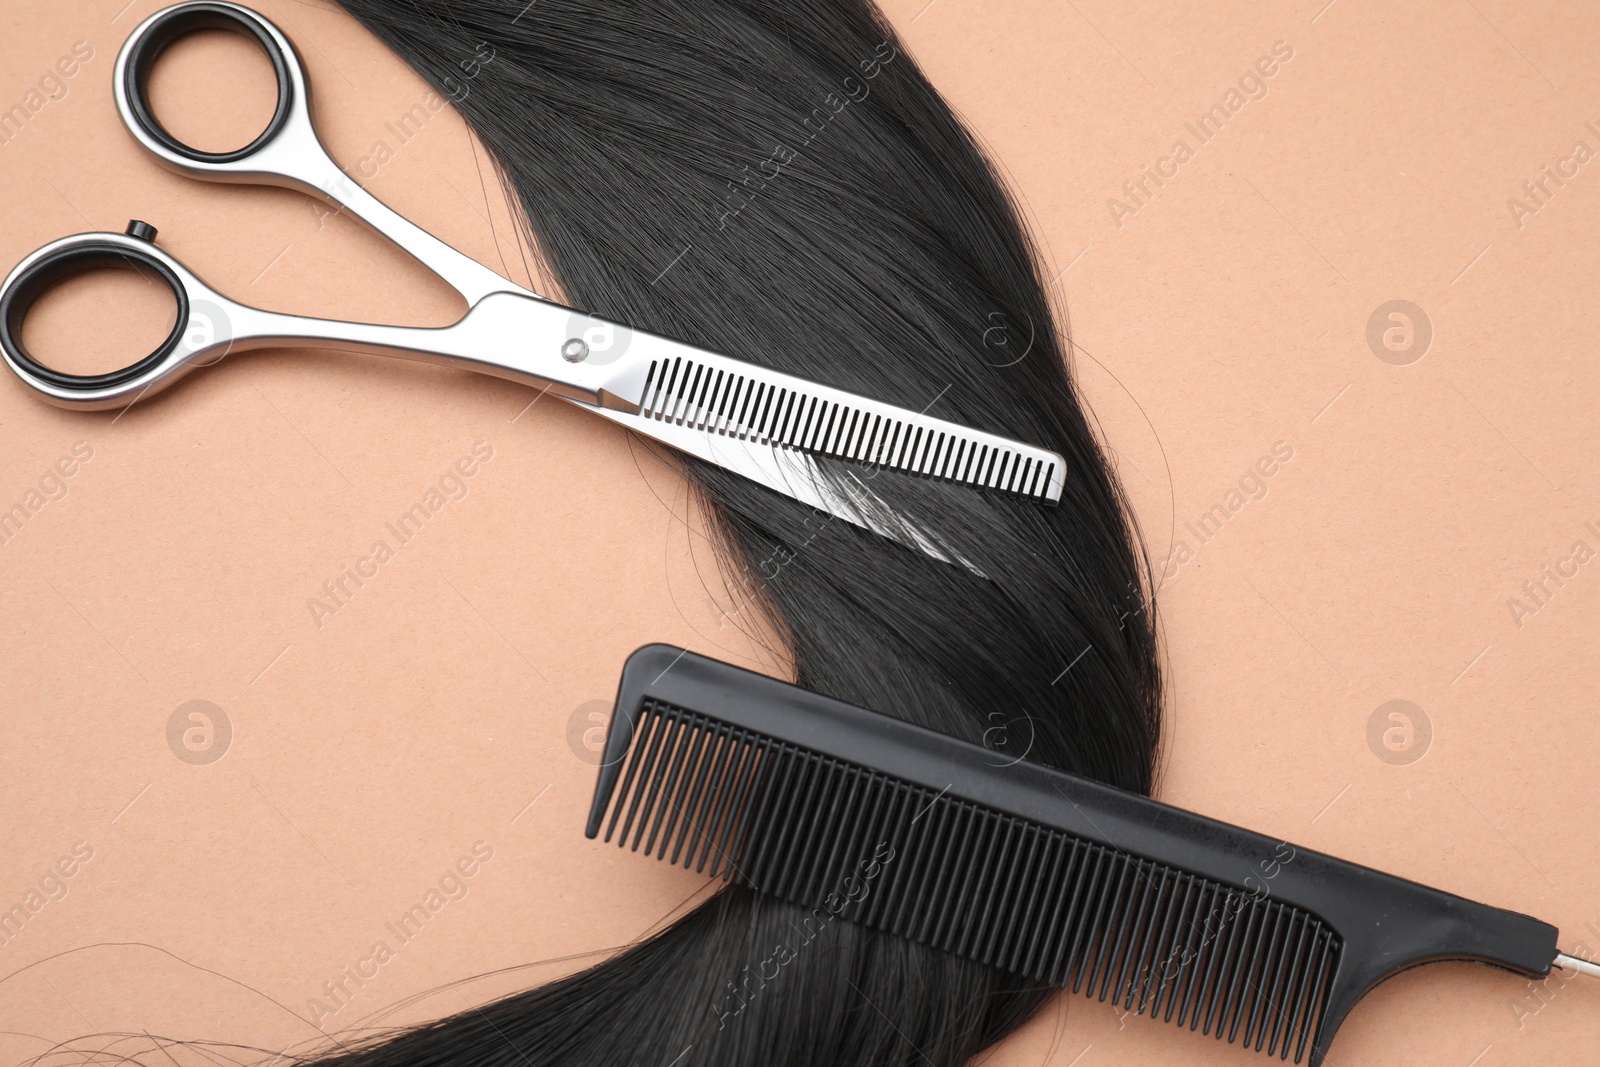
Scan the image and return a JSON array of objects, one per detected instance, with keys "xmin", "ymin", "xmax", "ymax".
[{"xmin": 0, "ymin": 1, "xmax": 1065, "ymax": 558}]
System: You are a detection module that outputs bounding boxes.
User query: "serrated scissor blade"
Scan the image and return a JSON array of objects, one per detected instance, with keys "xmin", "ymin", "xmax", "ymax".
[{"xmin": 603, "ymin": 332, "xmax": 1065, "ymax": 504}]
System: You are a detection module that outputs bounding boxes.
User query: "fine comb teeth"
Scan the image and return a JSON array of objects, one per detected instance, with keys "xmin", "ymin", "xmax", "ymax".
[
  {"xmin": 587, "ymin": 646, "xmax": 1564, "ymax": 1067},
  {"xmin": 634, "ymin": 350, "xmax": 1066, "ymax": 503}
]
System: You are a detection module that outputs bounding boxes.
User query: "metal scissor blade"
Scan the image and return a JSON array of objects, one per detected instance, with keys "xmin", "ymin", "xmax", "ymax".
[
  {"xmin": 564, "ymin": 397, "xmax": 970, "ymax": 568},
  {"xmin": 605, "ymin": 327, "xmax": 1066, "ymax": 505}
]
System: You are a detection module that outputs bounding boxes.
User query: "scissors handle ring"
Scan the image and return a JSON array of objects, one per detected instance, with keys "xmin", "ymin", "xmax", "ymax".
[
  {"xmin": 0, "ymin": 227, "xmax": 211, "ymax": 409},
  {"xmin": 120, "ymin": 2, "xmax": 295, "ymax": 166}
]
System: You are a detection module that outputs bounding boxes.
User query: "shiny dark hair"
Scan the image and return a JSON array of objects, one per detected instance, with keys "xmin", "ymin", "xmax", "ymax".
[{"xmin": 310, "ymin": 0, "xmax": 1163, "ymax": 1062}]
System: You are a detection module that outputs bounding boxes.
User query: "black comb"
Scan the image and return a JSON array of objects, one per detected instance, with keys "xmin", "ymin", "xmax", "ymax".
[{"xmin": 586, "ymin": 646, "xmax": 1592, "ymax": 1065}]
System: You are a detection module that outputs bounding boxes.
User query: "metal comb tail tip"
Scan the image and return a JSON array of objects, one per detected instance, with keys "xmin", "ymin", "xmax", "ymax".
[
  {"xmin": 586, "ymin": 646, "xmax": 1566, "ymax": 1066},
  {"xmin": 1555, "ymin": 950, "xmax": 1600, "ymax": 978}
]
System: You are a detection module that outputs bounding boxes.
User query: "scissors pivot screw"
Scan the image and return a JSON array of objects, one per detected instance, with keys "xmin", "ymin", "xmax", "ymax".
[
  {"xmin": 560, "ymin": 338, "xmax": 590, "ymax": 363},
  {"xmin": 125, "ymin": 220, "xmax": 158, "ymax": 242}
]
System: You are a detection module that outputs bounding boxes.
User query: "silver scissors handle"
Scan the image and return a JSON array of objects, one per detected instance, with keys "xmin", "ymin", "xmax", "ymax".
[
  {"xmin": 114, "ymin": 0, "xmax": 518, "ymax": 306},
  {"xmin": 0, "ymin": 1, "xmax": 579, "ymax": 412}
]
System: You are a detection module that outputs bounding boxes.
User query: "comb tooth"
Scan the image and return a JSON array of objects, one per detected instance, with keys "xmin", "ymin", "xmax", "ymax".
[
  {"xmin": 957, "ymin": 439, "xmax": 977, "ymax": 485},
  {"xmin": 670, "ymin": 723, "xmax": 727, "ymax": 866},
  {"xmin": 697, "ymin": 366, "xmax": 722, "ymax": 427},
  {"xmin": 979, "ymin": 821, "xmax": 1037, "ymax": 969},
  {"xmin": 769, "ymin": 754, "xmax": 831, "ymax": 897},
  {"xmin": 883, "ymin": 421, "xmax": 906, "ymax": 470},
  {"xmin": 741, "ymin": 380, "xmax": 765, "ymax": 440},
  {"xmin": 676, "ymin": 362, "xmax": 705, "ymax": 424},
  {"xmin": 879, "ymin": 785, "xmax": 929, "ymax": 934},
  {"xmin": 1021, "ymin": 834, "xmax": 1080, "ymax": 980},
  {"xmin": 687, "ymin": 363, "xmax": 713, "ymax": 426},
  {"xmin": 1200, "ymin": 892, "xmax": 1251, "ymax": 1035},
  {"xmin": 1094, "ymin": 857, "xmax": 1145, "ymax": 1004},
  {"xmin": 615, "ymin": 704, "xmax": 674, "ymax": 846},
  {"xmin": 1075, "ymin": 852, "xmax": 1130, "ymax": 995},
  {"xmin": 644, "ymin": 359, "xmax": 668, "ymax": 415},
  {"xmin": 787, "ymin": 396, "xmax": 812, "ymax": 454},
  {"xmin": 1240, "ymin": 903, "xmax": 1287, "ymax": 1046},
  {"xmin": 1125, "ymin": 867, "xmax": 1177, "ymax": 1012},
  {"xmin": 918, "ymin": 431, "xmax": 943, "ymax": 477},
  {"xmin": 948, "ymin": 809, "xmax": 1006, "ymax": 957},
  {"xmin": 862, "ymin": 415, "xmax": 885, "ymax": 466},
  {"xmin": 1248, "ymin": 908, "xmax": 1299, "ymax": 1055},
  {"xmin": 800, "ymin": 759, "xmax": 851, "ymax": 898},
  {"xmin": 726, "ymin": 376, "xmax": 752, "ymax": 436},
  {"xmin": 918, "ymin": 801, "xmax": 977, "ymax": 949},
  {"xmin": 632, "ymin": 712, "xmax": 690, "ymax": 852},
  {"xmin": 893, "ymin": 790, "xmax": 946, "ymax": 940},
  {"xmin": 1139, "ymin": 872, "xmax": 1191, "ymax": 1016},
  {"xmin": 738, "ymin": 743, "xmax": 805, "ymax": 889},
  {"xmin": 679, "ymin": 361, "xmax": 705, "ymax": 423},
  {"xmin": 709, "ymin": 370, "xmax": 734, "ymax": 433},
  {"xmin": 1254, "ymin": 905, "xmax": 1296, "ymax": 1048},
  {"xmin": 699, "ymin": 368, "xmax": 724, "ymax": 429},
  {"xmin": 1269, "ymin": 915, "xmax": 1314, "ymax": 1058},
  {"xmin": 1164, "ymin": 876, "xmax": 1209, "ymax": 1023},
  {"xmin": 813, "ymin": 397, "xmax": 834, "ymax": 453},
  {"xmin": 658, "ymin": 358, "xmax": 682, "ymax": 420},
  {"xmin": 859, "ymin": 782, "xmax": 915, "ymax": 929},
  {"xmin": 1218, "ymin": 898, "xmax": 1269, "ymax": 1043},
  {"xmin": 691, "ymin": 727, "xmax": 747, "ymax": 872},
  {"xmin": 603, "ymin": 702, "xmax": 659, "ymax": 842},
  {"xmin": 1289, "ymin": 927, "xmax": 1327, "ymax": 1064},
  {"xmin": 964, "ymin": 814, "xmax": 1023, "ymax": 961},
  {"xmin": 1217, "ymin": 898, "xmax": 1265, "ymax": 1041},
  {"xmin": 712, "ymin": 736, "xmax": 773, "ymax": 879},
  {"xmin": 903, "ymin": 426, "xmax": 925, "ymax": 475},
  {"xmin": 638, "ymin": 359, "xmax": 661, "ymax": 414},
  {"xmin": 781, "ymin": 390, "xmax": 805, "ymax": 447},
  {"xmin": 768, "ymin": 387, "xmax": 792, "ymax": 445},
  {"xmin": 1161, "ymin": 876, "xmax": 1206, "ymax": 1021},
  {"xmin": 706, "ymin": 732, "xmax": 764, "ymax": 876},
  {"xmin": 832, "ymin": 406, "xmax": 855, "ymax": 459},
  {"xmin": 1002, "ymin": 829, "xmax": 1063, "ymax": 978},
  {"xmin": 1259, "ymin": 906, "xmax": 1303, "ymax": 1053},
  {"xmin": 805, "ymin": 763, "xmax": 864, "ymax": 905},
  {"xmin": 832, "ymin": 767, "xmax": 892, "ymax": 908},
  {"xmin": 932, "ymin": 433, "xmax": 954, "ymax": 481},
  {"xmin": 742, "ymin": 382, "xmax": 766, "ymax": 441},
  {"xmin": 659, "ymin": 716, "xmax": 716, "ymax": 857},
  {"xmin": 1100, "ymin": 860, "xmax": 1155, "ymax": 1002},
  {"xmin": 788, "ymin": 756, "xmax": 844, "ymax": 895},
  {"xmin": 794, "ymin": 396, "xmax": 818, "ymax": 451},
  {"xmin": 895, "ymin": 788, "xmax": 954, "ymax": 938},
  {"xmin": 1065, "ymin": 847, "xmax": 1117, "ymax": 993},
  {"xmin": 824, "ymin": 403, "xmax": 849, "ymax": 456},
  {"xmin": 1048, "ymin": 840, "xmax": 1104, "ymax": 985},
  {"xmin": 763, "ymin": 387, "xmax": 789, "ymax": 443},
  {"xmin": 1295, "ymin": 929, "xmax": 1337, "ymax": 1064},
  {"xmin": 935, "ymin": 435, "xmax": 957, "ymax": 481},
  {"xmin": 644, "ymin": 711, "xmax": 702, "ymax": 856},
  {"xmin": 811, "ymin": 399, "xmax": 834, "ymax": 453},
  {"xmin": 981, "ymin": 822, "xmax": 1042, "ymax": 970}
]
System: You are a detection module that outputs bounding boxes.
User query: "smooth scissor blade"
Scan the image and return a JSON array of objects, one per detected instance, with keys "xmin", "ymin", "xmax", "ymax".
[{"xmin": 566, "ymin": 398, "xmax": 966, "ymax": 566}]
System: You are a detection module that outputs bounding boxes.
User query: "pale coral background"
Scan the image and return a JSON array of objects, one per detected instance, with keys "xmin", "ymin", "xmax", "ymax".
[{"xmin": 0, "ymin": 1, "xmax": 1596, "ymax": 1065}]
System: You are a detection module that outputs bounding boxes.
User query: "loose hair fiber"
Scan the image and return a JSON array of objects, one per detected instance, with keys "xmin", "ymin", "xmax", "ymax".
[{"xmin": 105, "ymin": 0, "xmax": 1165, "ymax": 1064}]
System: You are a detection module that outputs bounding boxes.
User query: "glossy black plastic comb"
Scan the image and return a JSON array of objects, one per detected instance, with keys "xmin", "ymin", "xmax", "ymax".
[{"xmin": 585, "ymin": 645, "xmax": 1597, "ymax": 1065}]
